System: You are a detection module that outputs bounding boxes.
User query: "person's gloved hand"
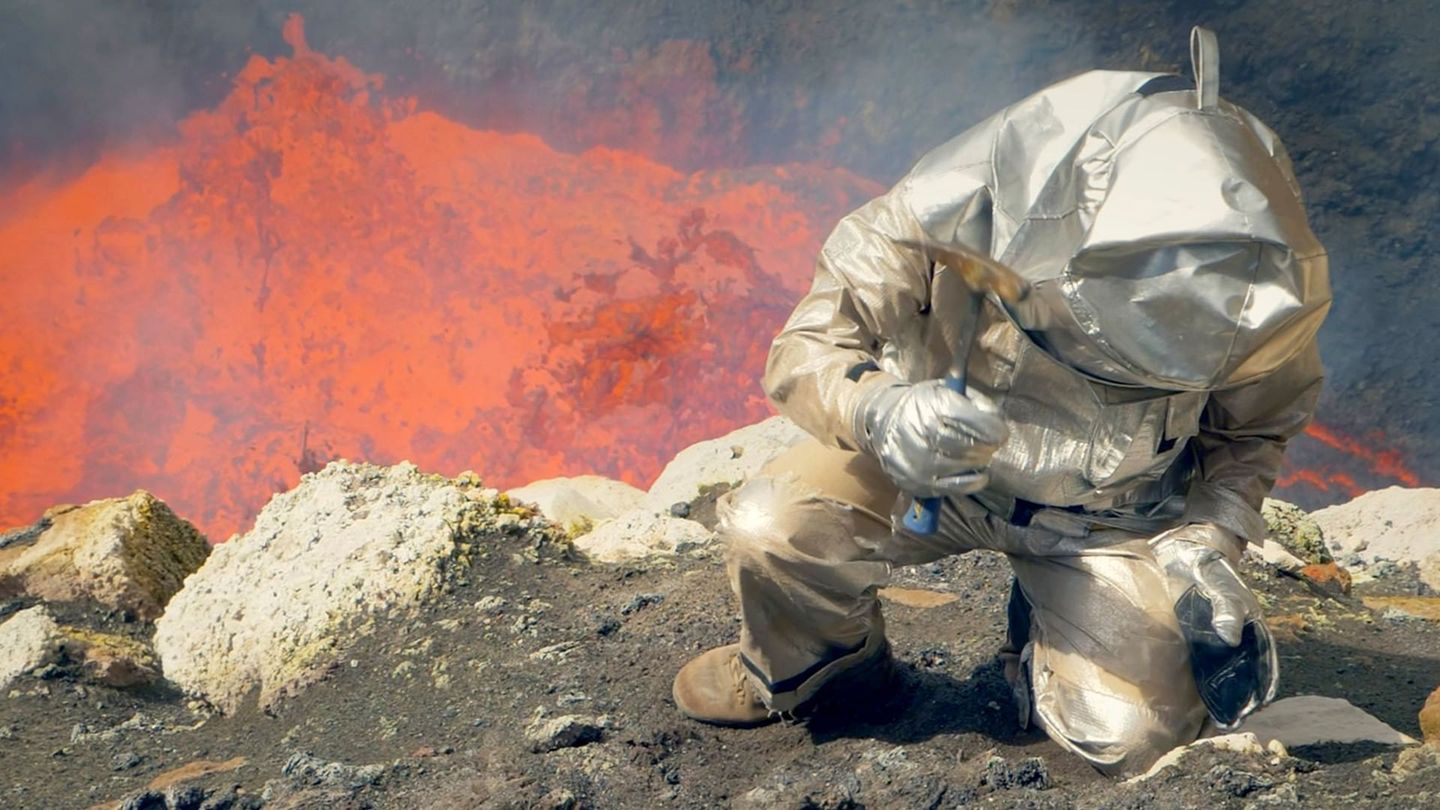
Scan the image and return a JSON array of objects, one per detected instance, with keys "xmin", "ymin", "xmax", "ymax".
[
  {"xmin": 1150, "ymin": 523, "xmax": 1256, "ymax": 646},
  {"xmin": 852, "ymin": 380, "xmax": 1007, "ymax": 497}
]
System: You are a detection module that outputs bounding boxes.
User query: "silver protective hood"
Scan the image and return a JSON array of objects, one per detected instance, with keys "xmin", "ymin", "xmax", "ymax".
[{"xmin": 905, "ymin": 29, "xmax": 1331, "ymax": 391}]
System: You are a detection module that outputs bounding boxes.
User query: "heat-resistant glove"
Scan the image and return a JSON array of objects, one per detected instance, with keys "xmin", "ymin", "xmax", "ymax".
[
  {"xmin": 1151, "ymin": 522, "xmax": 1278, "ymax": 728},
  {"xmin": 1150, "ymin": 523, "xmax": 1256, "ymax": 645},
  {"xmin": 852, "ymin": 380, "xmax": 1007, "ymax": 498}
]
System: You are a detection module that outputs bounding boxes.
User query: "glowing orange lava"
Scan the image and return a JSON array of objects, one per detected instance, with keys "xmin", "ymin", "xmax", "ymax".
[
  {"xmin": 1276, "ymin": 422, "xmax": 1420, "ymax": 500},
  {"xmin": 0, "ymin": 16, "xmax": 1421, "ymax": 540},
  {"xmin": 0, "ymin": 16, "xmax": 879, "ymax": 540},
  {"xmin": 1301, "ymin": 423, "xmax": 1421, "ymax": 487},
  {"xmin": 1277, "ymin": 466, "xmax": 1363, "ymax": 498}
]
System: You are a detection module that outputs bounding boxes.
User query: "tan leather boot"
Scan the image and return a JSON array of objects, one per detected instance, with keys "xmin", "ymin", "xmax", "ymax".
[
  {"xmin": 671, "ymin": 644, "xmax": 775, "ymax": 727},
  {"xmin": 673, "ymin": 634, "xmax": 894, "ymax": 726}
]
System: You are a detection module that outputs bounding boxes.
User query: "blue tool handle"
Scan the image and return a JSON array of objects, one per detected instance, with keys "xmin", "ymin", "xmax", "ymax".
[
  {"xmin": 902, "ymin": 372, "xmax": 967, "ymax": 535},
  {"xmin": 903, "ymin": 495, "xmax": 943, "ymax": 534}
]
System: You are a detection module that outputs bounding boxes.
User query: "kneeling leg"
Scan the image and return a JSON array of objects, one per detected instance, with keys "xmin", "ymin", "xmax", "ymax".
[{"xmin": 1008, "ymin": 544, "xmax": 1210, "ymax": 777}]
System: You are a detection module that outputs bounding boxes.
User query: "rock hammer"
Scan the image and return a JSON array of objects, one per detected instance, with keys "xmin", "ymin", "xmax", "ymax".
[{"xmin": 892, "ymin": 240, "xmax": 1031, "ymax": 535}]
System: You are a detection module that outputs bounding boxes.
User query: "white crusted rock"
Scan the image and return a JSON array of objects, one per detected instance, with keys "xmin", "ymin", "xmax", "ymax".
[
  {"xmin": 506, "ymin": 476, "xmax": 645, "ymax": 533},
  {"xmin": 0, "ymin": 492, "xmax": 209, "ymax": 619},
  {"xmin": 1130, "ymin": 695, "xmax": 1417, "ymax": 784},
  {"xmin": 1421, "ymin": 552, "xmax": 1440, "ymax": 594},
  {"xmin": 1251, "ymin": 540, "xmax": 1307, "ymax": 571},
  {"xmin": 1237, "ymin": 695, "xmax": 1418, "ymax": 748},
  {"xmin": 153, "ymin": 461, "xmax": 505, "ymax": 714},
  {"xmin": 0, "ymin": 606, "xmax": 62, "ymax": 689},
  {"xmin": 641, "ymin": 417, "xmax": 808, "ymax": 512},
  {"xmin": 1312, "ymin": 487, "xmax": 1440, "ymax": 573},
  {"xmin": 572, "ymin": 512, "xmax": 713, "ymax": 563},
  {"xmin": 1127, "ymin": 732, "xmax": 1271, "ymax": 783}
]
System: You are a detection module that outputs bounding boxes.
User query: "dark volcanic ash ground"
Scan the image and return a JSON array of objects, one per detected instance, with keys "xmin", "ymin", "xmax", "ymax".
[
  {"xmin": 2, "ymin": 481, "xmax": 1439, "ymax": 810},
  {"xmin": 1, "ymin": 0, "xmax": 1437, "ymax": 520}
]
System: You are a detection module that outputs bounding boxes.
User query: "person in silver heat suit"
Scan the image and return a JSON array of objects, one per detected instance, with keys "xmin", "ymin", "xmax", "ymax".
[{"xmin": 671, "ymin": 28, "xmax": 1331, "ymax": 776}]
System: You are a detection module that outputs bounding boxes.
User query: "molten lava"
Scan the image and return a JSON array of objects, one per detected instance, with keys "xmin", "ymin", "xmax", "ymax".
[
  {"xmin": 0, "ymin": 16, "xmax": 878, "ymax": 539},
  {"xmin": 0, "ymin": 16, "xmax": 1421, "ymax": 541},
  {"xmin": 1277, "ymin": 423, "xmax": 1422, "ymax": 500}
]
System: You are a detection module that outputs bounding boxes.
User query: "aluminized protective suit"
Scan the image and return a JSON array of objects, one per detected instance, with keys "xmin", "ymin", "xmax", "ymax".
[
  {"xmin": 720, "ymin": 31, "xmax": 1328, "ymax": 776},
  {"xmin": 765, "ymin": 64, "xmax": 1329, "ymax": 540}
]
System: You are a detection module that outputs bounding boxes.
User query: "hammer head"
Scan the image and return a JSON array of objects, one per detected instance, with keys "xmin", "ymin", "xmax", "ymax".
[{"xmin": 894, "ymin": 239, "xmax": 1031, "ymax": 304}]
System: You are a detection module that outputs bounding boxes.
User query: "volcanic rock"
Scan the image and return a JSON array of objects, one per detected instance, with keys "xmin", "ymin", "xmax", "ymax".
[
  {"xmin": 0, "ymin": 492, "xmax": 209, "ymax": 619},
  {"xmin": 58, "ymin": 627, "xmax": 160, "ymax": 688},
  {"xmin": 1205, "ymin": 762, "xmax": 1277, "ymax": 798},
  {"xmin": 524, "ymin": 710, "xmax": 609, "ymax": 753},
  {"xmin": 563, "ymin": 417, "xmax": 805, "ymax": 562},
  {"xmin": 1312, "ymin": 487, "xmax": 1440, "ymax": 574},
  {"xmin": 982, "ymin": 754, "xmax": 1051, "ymax": 790},
  {"xmin": 1129, "ymin": 732, "xmax": 1276, "ymax": 783},
  {"xmin": 1299, "ymin": 561, "xmax": 1353, "ymax": 595},
  {"xmin": 259, "ymin": 751, "xmax": 390, "ymax": 808},
  {"xmin": 620, "ymin": 593, "xmax": 664, "ymax": 615},
  {"xmin": 1422, "ymin": 553, "xmax": 1440, "ymax": 595},
  {"xmin": 1261, "ymin": 498, "xmax": 1331, "ymax": 564},
  {"xmin": 1251, "ymin": 543, "xmax": 1307, "ymax": 573},
  {"xmin": 1422, "ymin": 687, "xmax": 1440, "ymax": 746},
  {"xmin": 571, "ymin": 511, "xmax": 712, "ymax": 563},
  {"xmin": 506, "ymin": 475, "xmax": 646, "ymax": 534},
  {"xmin": 118, "ymin": 790, "xmax": 168, "ymax": 810},
  {"xmin": 1391, "ymin": 745, "xmax": 1440, "ymax": 781},
  {"xmin": 111, "ymin": 751, "xmax": 144, "ymax": 771},
  {"xmin": 639, "ymin": 416, "xmax": 807, "ymax": 512},
  {"xmin": 280, "ymin": 751, "xmax": 388, "ymax": 789},
  {"xmin": 153, "ymin": 461, "xmax": 559, "ymax": 714},
  {"xmin": 0, "ymin": 605, "xmax": 62, "ymax": 689},
  {"xmin": 1238, "ymin": 695, "xmax": 1418, "ymax": 747}
]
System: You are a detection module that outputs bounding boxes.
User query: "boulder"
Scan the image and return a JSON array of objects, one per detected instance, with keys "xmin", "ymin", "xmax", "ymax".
[
  {"xmin": 0, "ymin": 605, "xmax": 159, "ymax": 689},
  {"xmin": 572, "ymin": 511, "xmax": 712, "ymax": 563},
  {"xmin": 559, "ymin": 418, "xmax": 808, "ymax": 562},
  {"xmin": 0, "ymin": 492, "xmax": 209, "ymax": 619},
  {"xmin": 506, "ymin": 475, "xmax": 645, "ymax": 534},
  {"xmin": 640, "ymin": 417, "xmax": 808, "ymax": 512},
  {"xmin": 153, "ymin": 461, "xmax": 551, "ymax": 714},
  {"xmin": 0, "ymin": 606, "xmax": 62, "ymax": 689},
  {"xmin": 1311, "ymin": 487, "xmax": 1440, "ymax": 572},
  {"xmin": 1261, "ymin": 498, "xmax": 1330, "ymax": 564}
]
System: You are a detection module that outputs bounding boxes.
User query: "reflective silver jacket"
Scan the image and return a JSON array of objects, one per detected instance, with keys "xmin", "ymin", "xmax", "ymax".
[{"xmin": 764, "ymin": 68, "xmax": 1328, "ymax": 543}]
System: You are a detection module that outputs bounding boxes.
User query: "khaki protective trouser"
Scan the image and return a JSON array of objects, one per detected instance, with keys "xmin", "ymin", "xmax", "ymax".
[{"xmin": 723, "ymin": 439, "xmax": 1212, "ymax": 776}]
